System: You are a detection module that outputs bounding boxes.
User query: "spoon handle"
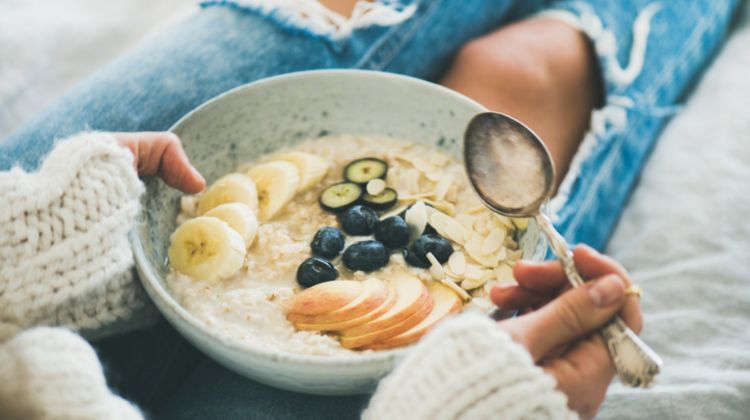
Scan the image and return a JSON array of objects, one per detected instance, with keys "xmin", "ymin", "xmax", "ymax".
[{"xmin": 534, "ymin": 213, "xmax": 663, "ymax": 388}]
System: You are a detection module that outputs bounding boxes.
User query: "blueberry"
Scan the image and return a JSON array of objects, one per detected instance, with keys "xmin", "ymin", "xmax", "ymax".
[
  {"xmin": 402, "ymin": 247, "xmax": 430, "ymax": 268},
  {"xmin": 405, "ymin": 234, "xmax": 453, "ymax": 268},
  {"xmin": 340, "ymin": 205, "xmax": 379, "ymax": 236},
  {"xmin": 342, "ymin": 240, "xmax": 389, "ymax": 272},
  {"xmin": 374, "ymin": 216, "xmax": 409, "ymax": 249},
  {"xmin": 296, "ymin": 257, "xmax": 339, "ymax": 288},
  {"xmin": 311, "ymin": 227, "xmax": 345, "ymax": 259}
]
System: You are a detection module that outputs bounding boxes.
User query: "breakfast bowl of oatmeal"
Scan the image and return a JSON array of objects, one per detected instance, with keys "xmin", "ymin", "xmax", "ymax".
[{"xmin": 131, "ymin": 70, "xmax": 547, "ymax": 395}]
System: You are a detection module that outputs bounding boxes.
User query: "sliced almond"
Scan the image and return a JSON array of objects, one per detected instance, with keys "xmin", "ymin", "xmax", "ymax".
[
  {"xmin": 379, "ymin": 204, "xmax": 409, "ymax": 221},
  {"xmin": 386, "ymin": 167, "xmax": 399, "ymax": 189},
  {"xmin": 424, "ymin": 171, "xmax": 443, "ymax": 182},
  {"xmin": 494, "ymin": 263, "xmax": 515, "ymax": 283},
  {"xmin": 512, "ymin": 217, "xmax": 530, "ymax": 230},
  {"xmin": 425, "ymin": 252, "xmax": 445, "ymax": 281},
  {"xmin": 412, "ymin": 157, "xmax": 436, "ymax": 174},
  {"xmin": 433, "ymin": 174, "xmax": 454, "ymax": 202},
  {"xmin": 366, "ymin": 178, "xmax": 386, "ymax": 195},
  {"xmin": 429, "ymin": 211, "xmax": 467, "ymax": 245},
  {"xmin": 440, "ymin": 276, "xmax": 471, "ymax": 301},
  {"xmin": 464, "ymin": 232, "xmax": 498, "ymax": 268},
  {"xmin": 483, "ymin": 280, "xmax": 500, "ymax": 294},
  {"xmin": 428, "ymin": 152, "xmax": 450, "ymax": 167},
  {"xmin": 461, "ymin": 277, "xmax": 486, "ymax": 291},
  {"xmin": 467, "ymin": 205, "xmax": 487, "ymax": 214},
  {"xmin": 447, "ymin": 251, "xmax": 466, "ymax": 276},
  {"xmin": 481, "ymin": 227, "xmax": 506, "ymax": 256},
  {"xmin": 463, "ymin": 263, "xmax": 484, "ymax": 281},
  {"xmin": 399, "ymin": 168, "xmax": 421, "ymax": 195},
  {"xmin": 495, "ymin": 246, "xmax": 508, "ymax": 263},
  {"xmin": 423, "ymin": 199, "xmax": 456, "ymax": 216},
  {"xmin": 405, "ymin": 200, "xmax": 428, "ymax": 243},
  {"xmin": 504, "ymin": 236, "xmax": 518, "ymax": 249},
  {"xmin": 507, "ymin": 249, "xmax": 524, "ymax": 261},
  {"xmin": 398, "ymin": 192, "xmax": 435, "ymax": 202},
  {"xmin": 444, "ymin": 183, "xmax": 459, "ymax": 203},
  {"xmin": 493, "ymin": 213, "xmax": 515, "ymax": 230},
  {"xmin": 456, "ymin": 213, "xmax": 478, "ymax": 229}
]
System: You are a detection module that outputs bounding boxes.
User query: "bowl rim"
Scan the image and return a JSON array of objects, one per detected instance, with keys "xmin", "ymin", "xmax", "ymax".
[{"xmin": 132, "ymin": 69, "xmax": 494, "ymax": 366}]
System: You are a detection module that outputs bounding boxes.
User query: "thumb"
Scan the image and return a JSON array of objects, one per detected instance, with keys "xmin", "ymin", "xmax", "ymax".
[{"xmin": 506, "ymin": 274, "xmax": 626, "ymax": 361}]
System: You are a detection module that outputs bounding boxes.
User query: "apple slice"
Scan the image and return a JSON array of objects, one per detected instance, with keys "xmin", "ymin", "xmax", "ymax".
[
  {"xmin": 339, "ymin": 295, "xmax": 434, "ymax": 349},
  {"xmin": 288, "ymin": 278, "xmax": 388, "ymax": 324},
  {"xmin": 340, "ymin": 272, "xmax": 428, "ymax": 338},
  {"xmin": 294, "ymin": 281, "xmax": 397, "ymax": 332},
  {"xmin": 282, "ymin": 280, "xmax": 363, "ymax": 317},
  {"xmin": 367, "ymin": 282, "xmax": 462, "ymax": 350}
]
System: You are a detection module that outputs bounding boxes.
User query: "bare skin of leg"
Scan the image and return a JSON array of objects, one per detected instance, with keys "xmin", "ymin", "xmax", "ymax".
[
  {"xmin": 441, "ymin": 18, "xmax": 603, "ymax": 187},
  {"xmin": 320, "ymin": 0, "xmax": 359, "ymax": 17}
]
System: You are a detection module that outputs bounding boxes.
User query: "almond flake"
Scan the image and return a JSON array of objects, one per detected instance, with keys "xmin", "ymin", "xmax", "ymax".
[
  {"xmin": 401, "ymin": 168, "xmax": 421, "ymax": 195},
  {"xmin": 379, "ymin": 204, "xmax": 409, "ymax": 221},
  {"xmin": 461, "ymin": 277, "xmax": 486, "ymax": 290},
  {"xmin": 412, "ymin": 157, "xmax": 437, "ymax": 174},
  {"xmin": 405, "ymin": 200, "xmax": 428, "ymax": 243},
  {"xmin": 447, "ymin": 251, "xmax": 466, "ymax": 276},
  {"xmin": 433, "ymin": 174, "xmax": 454, "ymax": 201},
  {"xmin": 494, "ymin": 263, "xmax": 515, "ymax": 283},
  {"xmin": 504, "ymin": 236, "xmax": 518, "ymax": 249},
  {"xmin": 429, "ymin": 211, "xmax": 467, "ymax": 244},
  {"xmin": 423, "ymin": 199, "xmax": 456, "ymax": 216},
  {"xmin": 424, "ymin": 171, "xmax": 443, "ymax": 182},
  {"xmin": 512, "ymin": 217, "xmax": 530, "ymax": 230},
  {"xmin": 481, "ymin": 227, "xmax": 506, "ymax": 255},
  {"xmin": 464, "ymin": 232, "xmax": 498, "ymax": 268},
  {"xmin": 428, "ymin": 152, "xmax": 450, "ymax": 167},
  {"xmin": 507, "ymin": 249, "xmax": 524, "ymax": 261},
  {"xmin": 366, "ymin": 178, "xmax": 386, "ymax": 195},
  {"xmin": 440, "ymin": 276, "xmax": 471, "ymax": 301},
  {"xmin": 463, "ymin": 263, "xmax": 484, "ymax": 281},
  {"xmin": 467, "ymin": 205, "xmax": 487, "ymax": 214},
  {"xmin": 493, "ymin": 214, "xmax": 515, "ymax": 230},
  {"xmin": 444, "ymin": 183, "xmax": 459, "ymax": 203},
  {"xmin": 466, "ymin": 297, "xmax": 494, "ymax": 312},
  {"xmin": 455, "ymin": 213, "xmax": 477, "ymax": 230},
  {"xmin": 398, "ymin": 193, "xmax": 435, "ymax": 202},
  {"xmin": 426, "ymin": 252, "xmax": 445, "ymax": 281},
  {"xmin": 495, "ymin": 246, "xmax": 508, "ymax": 262}
]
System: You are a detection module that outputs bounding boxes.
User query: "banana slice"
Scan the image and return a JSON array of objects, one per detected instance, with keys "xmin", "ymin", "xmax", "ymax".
[
  {"xmin": 275, "ymin": 151, "xmax": 330, "ymax": 192},
  {"xmin": 168, "ymin": 216, "xmax": 246, "ymax": 281},
  {"xmin": 204, "ymin": 203, "xmax": 258, "ymax": 247},
  {"xmin": 197, "ymin": 173, "xmax": 258, "ymax": 215},
  {"xmin": 246, "ymin": 161, "xmax": 300, "ymax": 221}
]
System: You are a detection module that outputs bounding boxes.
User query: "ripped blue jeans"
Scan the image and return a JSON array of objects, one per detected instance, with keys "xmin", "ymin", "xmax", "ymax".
[{"xmin": 0, "ymin": 0, "xmax": 738, "ymax": 418}]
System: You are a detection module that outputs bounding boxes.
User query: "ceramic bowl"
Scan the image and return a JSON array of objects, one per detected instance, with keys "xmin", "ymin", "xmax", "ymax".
[{"xmin": 131, "ymin": 70, "xmax": 547, "ymax": 395}]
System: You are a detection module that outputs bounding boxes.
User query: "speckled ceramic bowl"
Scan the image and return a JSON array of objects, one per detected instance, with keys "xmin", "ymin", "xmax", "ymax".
[{"xmin": 131, "ymin": 70, "xmax": 547, "ymax": 395}]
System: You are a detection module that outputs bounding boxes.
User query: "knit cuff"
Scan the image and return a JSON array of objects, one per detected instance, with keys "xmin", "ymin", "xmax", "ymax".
[
  {"xmin": 0, "ymin": 327, "xmax": 143, "ymax": 420},
  {"xmin": 363, "ymin": 313, "xmax": 577, "ymax": 420},
  {"xmin": 0, "ymin": 132, "xmax": 157, "ymax": 338}
]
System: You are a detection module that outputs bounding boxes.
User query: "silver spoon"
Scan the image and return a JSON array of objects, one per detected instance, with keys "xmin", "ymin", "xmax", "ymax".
[{"xmin": 464, "ymin": 111, "xmax": 662, "ymax": 388}]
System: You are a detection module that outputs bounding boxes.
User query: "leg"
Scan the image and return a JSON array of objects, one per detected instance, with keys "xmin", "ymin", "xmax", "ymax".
[
  {"xmin": 441, "ymin": 18, "xmax": 603, "ymax": 187},
  {"xmin": 440, "ymin": 0, "xmax": 739, "ymax": 249}
]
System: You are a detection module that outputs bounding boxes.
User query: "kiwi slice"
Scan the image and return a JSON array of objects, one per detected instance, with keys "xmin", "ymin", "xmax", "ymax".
[
  {"xmin": 344, "ymin": 158, "xmax": 388, "ymax": 184},
  {"xmin": 362, "ymin": 188, "xmax": 398, "ymax": 210},
  {"xmin": 319, "ymin": 182, "xmax": 363, "ymax": 213}
]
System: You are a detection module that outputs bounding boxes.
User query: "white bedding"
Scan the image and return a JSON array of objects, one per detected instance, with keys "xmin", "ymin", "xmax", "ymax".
[{"xmin": 1, "ymin": 1, "xmax": 748, "ymax": 418}]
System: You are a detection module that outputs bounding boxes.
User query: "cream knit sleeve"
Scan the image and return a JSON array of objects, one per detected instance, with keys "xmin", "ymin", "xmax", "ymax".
[
  {"xmin": 0, "ymin": 327, "xmax": 143, "ymax": 420},
  {"xmin": 363, "ymin": 313, "xmax": 577, "ymax": 420},
  {"xmin": 0, "ymin": 133, "xmax": 157, "ymax": 339}
]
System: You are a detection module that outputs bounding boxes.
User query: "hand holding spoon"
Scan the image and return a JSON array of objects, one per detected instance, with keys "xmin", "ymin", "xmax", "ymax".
[{"xmin": 464, "ymin": 112, "xmax": 662, "ymax": 387}]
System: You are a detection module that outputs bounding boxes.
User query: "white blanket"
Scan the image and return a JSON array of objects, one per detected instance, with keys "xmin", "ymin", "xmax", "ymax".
[{"xmin": 0, "ymin": 1, "xmax": 748, "ymax": 418}]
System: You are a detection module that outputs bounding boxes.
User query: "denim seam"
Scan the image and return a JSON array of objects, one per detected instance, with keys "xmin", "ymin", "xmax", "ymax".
[
  {"xmin": 560, "ymin": 3, "xmax": 724, "ymax": 242},
  {"xmin": 354, "ymin": 0, "xmax": 441, "ymax": 70}
]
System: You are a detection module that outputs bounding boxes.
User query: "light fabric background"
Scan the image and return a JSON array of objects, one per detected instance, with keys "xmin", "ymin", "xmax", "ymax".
[{"xmin": 0, "ymin": 1, "xmax": 748, "ymax": 418}]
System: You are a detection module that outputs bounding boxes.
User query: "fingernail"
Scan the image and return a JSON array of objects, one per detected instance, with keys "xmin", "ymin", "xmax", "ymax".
[
  {"xmin": 497, "ymin": 281, "xmax": 518, "ymax": 289},
  {"xmin": 588, "ymin": 275, "xmax": 624, "ymax": 307}
]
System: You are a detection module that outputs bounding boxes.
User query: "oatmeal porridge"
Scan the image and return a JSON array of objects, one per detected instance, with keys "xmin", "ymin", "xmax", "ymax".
[{"xmin": 166, "ymin": 135, "xmax": 526, "ymax": 356}]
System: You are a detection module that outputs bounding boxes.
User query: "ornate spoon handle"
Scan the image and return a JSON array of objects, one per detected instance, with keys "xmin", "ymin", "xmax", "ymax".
[{"xmin": 535, "ymin": 213, "xmax": 663, "ymax": 387}]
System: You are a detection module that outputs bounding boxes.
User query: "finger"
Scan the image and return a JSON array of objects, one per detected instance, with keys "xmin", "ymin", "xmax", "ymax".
[
  {"xmin": 490, "ymin": 282, "xmax": 555, "ymax": 309},
  {"xmin": 513, "ymin": 259, "xmax": 568, "ymax": 292},
  {"xmin": 573, "ymin": 245, "xmax": 642, "ymax": 334},
  {"xmin": 156, "ymin": 133, "xmax": 206, "ymax": 193},
  {"xmin": 543, "ymin": 335, "xmax": 613, "ymax": 419},
  {"xmin": 502, "ymin": 274, "xmax": 626, "ymax": 361}
]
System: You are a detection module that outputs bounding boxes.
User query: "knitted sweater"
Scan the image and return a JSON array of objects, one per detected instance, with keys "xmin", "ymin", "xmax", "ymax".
[{"xmin": 0, "ymin": 134, "xmax": 575, "ymax": 419}]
